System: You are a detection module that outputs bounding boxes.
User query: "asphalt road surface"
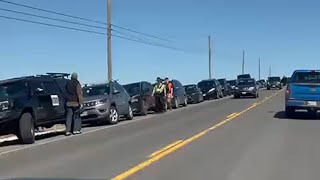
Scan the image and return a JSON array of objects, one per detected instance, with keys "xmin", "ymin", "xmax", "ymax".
[{"xmin": 1, "ymin": 89, "xmax": 320, "ymax": 180}]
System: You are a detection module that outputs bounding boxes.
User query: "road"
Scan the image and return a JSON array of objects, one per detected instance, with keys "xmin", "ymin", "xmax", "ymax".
[{"xmin": 1, "ymin": 89, "xmax": 320, "ymax": 180}]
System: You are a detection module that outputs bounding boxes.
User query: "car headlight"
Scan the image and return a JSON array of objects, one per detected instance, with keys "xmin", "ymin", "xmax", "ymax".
[
  {"xmin": 131, "ymin": 98, "xmax": 139, "ymax": 103},
  {"xmin": 208, "ymin": 88, "xmax": 216, "ymax": 93},
  {"xmin": 235, "ymin": 87, "xmax": 239, "ymax": 90},
  {"xmin": 248, "ymin": 87, "xmax": 255, "ymax": 91},
  {"xmin": 96, "ymin": 99, "xmax": 108, "ymax": 106}
]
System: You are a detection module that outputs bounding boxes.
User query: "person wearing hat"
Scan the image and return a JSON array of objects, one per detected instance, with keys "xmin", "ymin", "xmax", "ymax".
[
  {"xmin": 65, "ymin": 72, "xmax": 83, "ymax": 136},
  {"xmin": 152, "ymin": 77, "xmax": 167, "ymax": 112}
]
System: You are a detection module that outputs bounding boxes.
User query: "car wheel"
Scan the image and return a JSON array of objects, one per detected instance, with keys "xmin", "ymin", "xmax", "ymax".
[
  {"xmin": 267, "ymin": 88, "xmax": 270, "ymax": 90},
  {"xmin": 140, "ymin": 101, "xmax": 148, "ymax": 116},
  {"xmin": 285, "ymin": 106, "xmax": 295, "ymax": 118},
  {"xmin": 18, "ymin": 112, "xmax": 35, "ymax": 144},
  {"xmin": 108, "ymin": 106, "xmax": 119, "ymax": 124},
  {"xmin": 183, "ymin": 97, "xmax": 188, "ymax": 107},
  {"xmin": 234, "ymin": 95, "xmax": 240, "ymax": 99},
  {"xmin": 173, "ymin": 98, "xmax": 179, "ymax": 109},
  {"xmin": 125, "ymin": 105, "xmax": 134, "ymax": 120}
]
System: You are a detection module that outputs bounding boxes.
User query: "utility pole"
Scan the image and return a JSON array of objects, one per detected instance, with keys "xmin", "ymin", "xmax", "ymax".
[
  {"xmin": 208, "ymin": 36, "xmax": 212, "ymax": 79},
  {"xmin": 258, "ymin": 58, "xmax": 261, "ymax": 80},
  {"xmin": 242, "ymin": 50, "xmax": 245, "ymax": 74},
  {"xmin": 107, "ymin": 0, "xmax": 112, "ymax": 82}
]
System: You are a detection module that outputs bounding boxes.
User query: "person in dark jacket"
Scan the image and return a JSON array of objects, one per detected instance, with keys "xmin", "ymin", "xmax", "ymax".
[{"xmin": 65, "ymin": 73, "xmax": 83, "ymax": 136}]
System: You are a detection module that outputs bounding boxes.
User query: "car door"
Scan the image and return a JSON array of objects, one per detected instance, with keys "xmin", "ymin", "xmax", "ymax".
[
  {"xmin": 28, "ymin": 80, "xmax": 52, "ymax": 122},
  {"xmin": 42, "ymin": 80, "xmax": 66, "ymax": 121},
  {"xmin": 177, "ymin": 81, "xmax": 185, "ymax": 103},
  {"xmin": 112, "ymin": 82, "xmax": 128, "ymax": 114},
  {"xmin": 142, "ymin": 82, "xmax": 155, "ymax": 108}
]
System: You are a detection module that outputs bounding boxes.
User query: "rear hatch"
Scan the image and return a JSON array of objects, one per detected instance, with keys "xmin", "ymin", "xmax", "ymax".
[{"xmin": 289, "ymin": 71, "xmax": 320, "ymax": 100}]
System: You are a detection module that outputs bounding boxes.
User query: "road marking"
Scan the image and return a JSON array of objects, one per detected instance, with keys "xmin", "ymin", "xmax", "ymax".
[
  {"xmin": 149, "ymin": 140, "xmax": 183, "ymax": 158},
  {"xmin": 112, "ymin": 90, "xmax": 284, "ymax": 180},
  {"xmin": 227, "ymin": 112, "xmax": 237, "ymax": 118}
]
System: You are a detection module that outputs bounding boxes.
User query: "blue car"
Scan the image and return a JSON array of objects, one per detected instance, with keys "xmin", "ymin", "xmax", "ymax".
[{"xmin": 285, "ymin": 70, "xmax": 320, "ymax": 117}]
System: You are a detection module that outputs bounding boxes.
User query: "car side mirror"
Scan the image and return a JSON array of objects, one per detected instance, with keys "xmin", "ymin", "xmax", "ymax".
[
  {"xmin": 34, "ymin": 88, "xmax": 44, "ymax": 94},
  {"xmin": 113, "ymin": 89, "xmax": 120, "ymax": 94}
]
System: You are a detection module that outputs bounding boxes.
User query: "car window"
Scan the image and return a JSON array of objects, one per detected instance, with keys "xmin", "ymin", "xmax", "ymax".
[
  {"xmin": 43, "ymin": 81, "xmax": 60, "ymax": 94},
  {"xmin": 292, "ymin": 72, "xmax": 320, "ymax": 83},
  {"xmin": 114, "ymin": 82, "xmax": 125, "ymax": 93},
  {"xmin": 268, "ymin": 77, "xmax": 281, "ymax": 81},
  {"xmin": 29, "ymin": 80, "xmax": 44, "ymax": 94},
  {"xmin": 124, "ymin": 83, "xmax": 141, "ymax": 96},
  {"xmin": 0, "ymin": 82, "xmax": 27, "ymax": 101},
  {"xmin": 83, "ymin": 84, "xmax": 110, "ymax": 97}
]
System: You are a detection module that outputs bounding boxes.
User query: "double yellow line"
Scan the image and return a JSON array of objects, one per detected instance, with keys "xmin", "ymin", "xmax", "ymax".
[{"xmin": 112, "ymin": 90, "xmax": 283, "ymax": 180}]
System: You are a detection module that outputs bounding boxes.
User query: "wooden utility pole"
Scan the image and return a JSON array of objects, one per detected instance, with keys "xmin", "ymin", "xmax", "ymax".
[
  {"xmin": 208, "ymin": 36, "xmax": 212, "ymax": 79},
  {"xmin": 242, "ymin": 50, "xmax": 245, "ymax": 74},
  {"xmin": 107, "ymin": 0, "xmax": 112, "ymax": 82},
  {"xmin": 259, "ymin": 58, "xmax": 261, "ymax": 80}
]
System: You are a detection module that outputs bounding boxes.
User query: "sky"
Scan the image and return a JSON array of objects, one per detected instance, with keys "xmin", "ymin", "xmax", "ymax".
[{"xmin": 1, "ymin": 0, "xmax": 320, "ymax": 85}]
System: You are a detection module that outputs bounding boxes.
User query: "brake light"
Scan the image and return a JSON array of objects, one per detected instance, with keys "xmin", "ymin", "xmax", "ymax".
[
  {"xmin": 311, "ymin": 70, "xmax": 316, "ymax": 73},
  {"xmin": 286, "ymin": 88, "xmax": 291, "ymax": 97}
]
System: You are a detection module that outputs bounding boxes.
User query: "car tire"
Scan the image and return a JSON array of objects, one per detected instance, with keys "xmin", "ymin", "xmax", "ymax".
[
  {"xmin": 267, "ymin": 88, "xmax": 270, "ymax": 90},
  {"xmin": 183, "ymin": 97, "xmax": 188, "ymax": 107},
  {"xmin": 18, "ymin": 112, "xmax": 35, "ymax": 144},
  {"xmin": 234, "ymin": 95, "xmax": 240, "ymax": 99},
  {"xmin": 285, "ymin": 106, "xmax": 295, "ymax": 118},
  {"xmin": 173, "ymin": 98, "xmax": 179, "ymax": 109},
  {"xmin": 108, "ymin": 106, "xmax": 119, "ymax": 124},
  {"xmin": 140, "ymin": 101, "xmax": 148, "ymax": 116},
  {"xmin": 125, "ymin": 105, "xmax": 134, "ymax": 120}
]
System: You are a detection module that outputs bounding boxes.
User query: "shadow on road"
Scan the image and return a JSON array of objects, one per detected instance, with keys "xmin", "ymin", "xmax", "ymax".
[
  {"xmin": 274, "ymin": 111, "xmax": 320, "ymax": 120},
  {"xmin": 10, "ymin": 178, "xmax": 103, "ymax": 180}
]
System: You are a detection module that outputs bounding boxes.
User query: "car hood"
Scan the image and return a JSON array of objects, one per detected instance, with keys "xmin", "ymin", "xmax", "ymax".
[{"xmin": 84, "ymin": 95, "xmax": 109, "ymax": 102}]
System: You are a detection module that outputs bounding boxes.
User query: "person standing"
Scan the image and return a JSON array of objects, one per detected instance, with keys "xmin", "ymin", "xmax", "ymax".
[
  {"xmin": 152, "ymin": 77, "xmax": 167, "ymax": 112},
  {"xmin": 65, "ymin": 73, "xmax": 83, "ymax": 136},
  {"xmin": 164, "ymin": 77, "xmax": 174, "ymax": 110}
]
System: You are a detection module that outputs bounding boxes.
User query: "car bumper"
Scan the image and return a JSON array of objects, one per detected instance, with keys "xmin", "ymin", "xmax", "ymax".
[
  {"xmin": 286, "ymin": 99, "xmax": 320, "ymax": 110},
  {"xmin": 131, "ymin": 101, "xmax": 143, "ymax": 114},
  {"xmin": 81, "ymin": 106, "xmax": 110, "ymax": 122},
  {"xmin": 268, "ymin": 84, "xmax": 281, "ymax": 88},
  {"xmin": 234, "ymin": 91, "xmax": 256, "ymax": 96},
  {"xmin": 202, "ymin": 91, "xmax": 217, "ymax": 99}
]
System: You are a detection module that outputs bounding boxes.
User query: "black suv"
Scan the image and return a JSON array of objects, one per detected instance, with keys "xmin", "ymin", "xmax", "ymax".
[
  {"xmin": 184, "ymin": 84, "xmax": 203, "ymax": 104},
  {"xmin": 123, "ymin": 81, "xmax": 155, "ymax": 115},
  {"xmin": 0, "ymin": 73, "xmax": 70, "ymax": 144},
  {"xmin": 197, "ymin": 79, "xmax": 223, "ymax": 100},
  {"xmin": 218, "ymin": 78, "xmax": 231, "ymax": 96},
  {"xmin": 81, "ymin": 81, "xmax": 133, "ymax": 125},
  {"xmin": 171, "ymin": 79, "xmax": 188, "ymax": 109},
  {"xmin": 237, "ymin": 74, "xmax": 251, "ymax": 79},
  {"xmin": 267, "ymin": 76, "xmax": 282, "ymax": 90},
  {"xmin": 234, "ymin": 78, "xmax": 259, "ymax": 98}
]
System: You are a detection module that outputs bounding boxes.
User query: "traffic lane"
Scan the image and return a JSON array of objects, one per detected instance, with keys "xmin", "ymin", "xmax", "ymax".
[
  {"xmin": 132, "ymin": 90, "xmax": 320, "ymax": 180},
  {"xmin": 0, "ymin": 90, "xmax": 274, "ymax": 179}
]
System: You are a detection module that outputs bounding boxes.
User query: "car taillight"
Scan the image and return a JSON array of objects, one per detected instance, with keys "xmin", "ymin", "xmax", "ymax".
[{"xmin": 286, "ymin": 88, "xmax": 291, "ymax": 97}]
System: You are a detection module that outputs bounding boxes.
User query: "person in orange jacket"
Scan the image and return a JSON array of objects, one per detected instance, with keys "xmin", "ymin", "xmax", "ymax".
[{"xmin": 164, "ymin": 77, "xmax": 173, "ymax": 110}]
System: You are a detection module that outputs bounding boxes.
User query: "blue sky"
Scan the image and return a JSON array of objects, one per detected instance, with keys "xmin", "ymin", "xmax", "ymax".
[{"xmin": 1, "ymin": 0, "xmax": 320, "ymax": 85}]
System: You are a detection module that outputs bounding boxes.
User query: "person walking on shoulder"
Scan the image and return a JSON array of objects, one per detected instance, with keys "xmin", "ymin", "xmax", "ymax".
[{"xmin": 65, "ymin": 73, "xmax": 83, "ymax": 136}]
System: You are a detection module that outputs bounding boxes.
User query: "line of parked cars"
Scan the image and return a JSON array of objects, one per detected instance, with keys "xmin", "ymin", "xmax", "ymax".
[{"xmin": 0, "ymin": 72, "xmax": 281, "ymax": 144}]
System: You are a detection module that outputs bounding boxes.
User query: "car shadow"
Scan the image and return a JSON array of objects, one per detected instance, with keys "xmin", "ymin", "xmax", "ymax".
[{"xmin": 274, "ymin": 111, "xmax": 320, "ymax": 120}]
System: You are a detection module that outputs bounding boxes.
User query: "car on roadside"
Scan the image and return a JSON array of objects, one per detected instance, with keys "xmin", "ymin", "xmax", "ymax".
[
  {"xmin": 218, "ymin": 78, "xmax": 231, "ymax": 96},
  {"xmin": 171, "ymin": 79, "xmax": 188, "ymax": 109},
  {"xmin": 227, "ymin": 79, "xmax": 238, "ymax": 94},
  {"xmin": 257, "ymin": 80, "xmax": 266, "ymax": 88},
  {"xmin": 256, "ymin": 81, "xmax": 264, "ymax": 89},
  {"xmin": 123, "ymin": 81, "xmax": 155, "ymax": 115},
  {"xmin": 81, "ymin": 81, "xmax": 133, "ymax": 125},
  {"xmin": 237, "ymin": 74, "xmax": 251, "ymax": 79},
  {"xmin": 183, "ymin": 84, "xmax": 203, "ymax": 104},
  {"xmin": 285, "ymin": 70, "xmax": 320, "ymax": 117},
  {"xmin": 0, "ymin": 73, "xmax": 70, "ymax": 144},
  {"xmin": 267, "ymin": 76, "xmax": 282, "ymax": 90},
  {"xmin": 197, "ymin": 79, "xmax": 223, "ymax": 100},
  {"xmin": 234, "ymin": 78, "xmax": 259, "ymax": 98}
]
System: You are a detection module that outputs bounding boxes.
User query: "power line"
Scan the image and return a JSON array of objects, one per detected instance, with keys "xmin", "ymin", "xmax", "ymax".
[
  {"xmin": 112, "ymin": 24, "xmax": 174, "ymax": 43},
  {"xmin": 112, "ymin": 29, "xmax": 162, "ymax": 45},
  {"xmin": 0, "ymin": 15, "xmax": 106, "ymax": 35},
  {"xmin": 112, "ymin": 34, "xmax": 183, "ymax": 52},
  {"xmin": 0, "ymin": 8, "xmax": 106, "ymax": 30},
  {"xmin": 0, "ymin": 0, "xmax": 106, "ymax": 25}
]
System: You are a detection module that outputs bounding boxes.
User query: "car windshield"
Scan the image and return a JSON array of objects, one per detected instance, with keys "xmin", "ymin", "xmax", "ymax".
[
  {"xmin": 291, "ymin": 72, "xmax": 320, "ymax": 83},
  {"xmin": 268, "ymin": 77, "xmax": 281, "ymax": 82},
  {"xmin": 0, "ymin": 82, "xmax": 26, "ymax": 101},
  {"xmin": 227, "ymin": 80, "xmax": 237, "ymax": 86},
  {"xmin": 123, "ymin": 83, "xmax": 141, "ymax": 96},
  {"xmin": 83, "ymin": 84, "xmax": 110, "ymax": 97},
  {"xmin": 198, "ymin": 81, "xmax": 216, "ymax": 89},
  {"xmin": 238, "ymin": 74, "xmax": 251, "ymax": 79},
  {"xmin": 238, "ymin": 79, "xmax": 255, "ymax": 86},
  {"xmin": 218, "ymin": 79, "xmax": 226, "ymax": 85},
  {"xmin": 184, "ymin": 85, "xmax": 197, "ymax": 93}
]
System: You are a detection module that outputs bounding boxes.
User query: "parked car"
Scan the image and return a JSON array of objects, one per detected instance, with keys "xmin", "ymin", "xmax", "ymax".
[
  {"xmin": 257, "ymin": 80, "xmax": 266, "ymax": 88},
  {"xmin": 218, "ymin": 78, "xmax": 231, "ymax": 96},
  {"xmin": 197, "ymin": 79, "xmax": 223, "ymax": 100},
  {"xmin": 183, "ymin": 84, "xmax": 203, "ymax": 104},
  {"xmin": 171, "ymin": 79, "xmax": 188, "ymax": 109},
  {"xmin": 234, "ymin": 78, "xmax": 259, "ymax": 98},
  {"xmin": 281, "ymin": 76, "xmax": 289, "ymax": 86},
  {"xmin": 227, "ymin": 79, "xmax": 238, "ymax": 94},
  {"xmin": 267, "ymin": 76, "xmax": 282, "ymax": 90},
  {"xmin": 123, "ymin": 81, "xmax": 155, "ymax": 115},
  {"xmin": 237, "ymin": 74, "xmax": 251, "ymax": 79},
  {"xmin": 285, "ymin": 70, "xmax": 320, "ymax": 117},
  {"xmin": 0, "ymin": 73, "xmax": 70, "ymax": 144},
  {"xmin": 81, "ymin": 81, "xmax": 133, "ymax": 125},
  {"xmin": 256, "ymin": 81, "xmax": 264, "ymax": 89}
]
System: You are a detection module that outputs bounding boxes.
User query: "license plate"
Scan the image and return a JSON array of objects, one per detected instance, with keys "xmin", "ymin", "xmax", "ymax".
[
  {"xmin": 307, "ymin": 101, "xmax": 317, "ymax": 106},
  {"xmin": 81, "ymin": 111, "xmax": 88, "ymax": 117},
  {"xmin": 242, "ymin": 92, "xmax": 247, "ymax": 95}
]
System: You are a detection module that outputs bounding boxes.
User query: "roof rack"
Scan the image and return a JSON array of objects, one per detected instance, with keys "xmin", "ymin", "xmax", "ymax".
[{"xmin": 46, "ymin": 73, "xmax": 70, "ymax": 79}]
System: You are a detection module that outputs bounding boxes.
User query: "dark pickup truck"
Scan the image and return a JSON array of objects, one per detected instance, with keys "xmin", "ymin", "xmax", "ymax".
[{"xmin": 0, "ymin": 73, "xmax": 70, "ymax": 144}]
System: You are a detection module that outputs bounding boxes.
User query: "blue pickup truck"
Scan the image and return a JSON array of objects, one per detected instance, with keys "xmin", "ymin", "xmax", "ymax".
[{"xmin": 285, "ymin": 70, "xmax": 320, "ymax": 117}]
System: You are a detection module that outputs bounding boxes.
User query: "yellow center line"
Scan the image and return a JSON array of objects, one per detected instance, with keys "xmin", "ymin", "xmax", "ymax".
[
  {"xmin": 112, "ymin": 90, "xmax": 283, "ymax": 180},
  {"xmin": 227, "ymin": 112, "xmax": 237, "ymax": 118},
  {"xmin": 149, "ymin": 140, "xmax": 183, "ymax": 158}
]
